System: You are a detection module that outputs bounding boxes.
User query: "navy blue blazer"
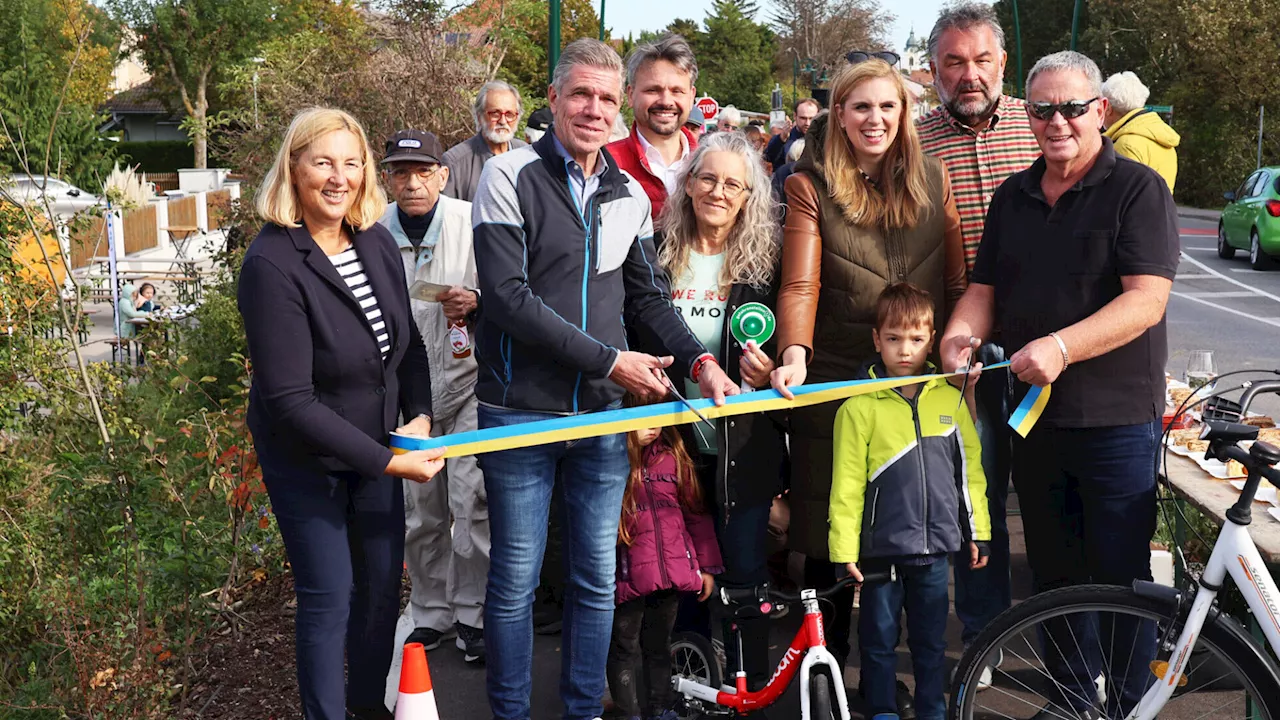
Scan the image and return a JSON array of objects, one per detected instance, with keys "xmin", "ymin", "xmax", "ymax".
[{"xmin": 238, "ymin": 221, "xmax": 433, "ymax": 480}]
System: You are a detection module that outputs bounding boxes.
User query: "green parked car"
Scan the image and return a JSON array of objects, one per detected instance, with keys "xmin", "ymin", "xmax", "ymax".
[{"xmin": 1219, "ymin": 166, "xmax": 1280, "ymax": 269}]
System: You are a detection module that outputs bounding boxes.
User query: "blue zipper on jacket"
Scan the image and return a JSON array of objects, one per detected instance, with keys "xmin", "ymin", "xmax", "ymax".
[{"xmin": 565, "ymin": 175, "xmax": 592, "ymax": 414}]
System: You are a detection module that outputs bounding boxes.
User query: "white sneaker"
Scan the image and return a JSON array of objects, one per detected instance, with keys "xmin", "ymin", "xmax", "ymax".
[{"xmin": 976, "ymin": 648, "xmax": 1002, "ymax": 692}]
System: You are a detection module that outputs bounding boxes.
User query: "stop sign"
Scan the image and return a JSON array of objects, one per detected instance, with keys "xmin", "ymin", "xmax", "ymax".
[{"xmin": 695, "ymin": 96, "xmax": 719, "ymax": 121}]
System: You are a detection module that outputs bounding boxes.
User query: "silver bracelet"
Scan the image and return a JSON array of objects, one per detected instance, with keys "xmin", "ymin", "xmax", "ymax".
[{"xmin": 1048, "ymin": 332, "xmax": 1070, "ymax": 372}]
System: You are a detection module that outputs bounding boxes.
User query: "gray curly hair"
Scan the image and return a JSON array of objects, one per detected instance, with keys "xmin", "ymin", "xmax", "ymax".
[{"xmin": 657, "ymin": 132, "xmax": 780, "ymax": 291}]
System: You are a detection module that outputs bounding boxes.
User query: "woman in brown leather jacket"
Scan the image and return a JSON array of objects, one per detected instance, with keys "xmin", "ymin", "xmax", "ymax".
[{"xmin": 768, "ymin": 59, "xmax": 967, "ymax": 672}]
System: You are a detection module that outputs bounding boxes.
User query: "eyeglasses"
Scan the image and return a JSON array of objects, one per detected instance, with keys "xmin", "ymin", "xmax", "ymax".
[
  {"xmin": 486, "ymin": 110, "xmax": 520, "ymax": 123},
  {"xmin": 693, "ymin": 174, "xmax": 749, "ymax": 199},
  {"xmin": 388, "ymin": 165, "xmax": 441, "ymax": 182},
  {"xmin": 1027, "ymin": 97, "xmax": 1100, "ymax": 121},
  {"xmin": 846, "ymin": 50, "xmax": 901, "ymax": 66}
]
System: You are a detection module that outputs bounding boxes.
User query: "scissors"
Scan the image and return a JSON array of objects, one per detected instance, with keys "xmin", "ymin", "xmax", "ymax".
[
  {"xmin": 661, "ymin": 375, "xmax": 714, "ymax": 446},
  {"xmin": 956, "ymin": 336, "xmax": 980, "ymax": 411}
]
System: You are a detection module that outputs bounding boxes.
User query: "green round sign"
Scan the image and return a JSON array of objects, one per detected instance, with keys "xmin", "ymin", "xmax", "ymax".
[{"xmin": 730, "ymin": 302, "xmax": 775, "ymax": 346}]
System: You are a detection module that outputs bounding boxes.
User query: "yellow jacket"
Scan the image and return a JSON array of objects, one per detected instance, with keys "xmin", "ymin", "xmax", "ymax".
[{"xmin": 1105, "ymin": 108, "xmax": 1180, "ymax": 193}]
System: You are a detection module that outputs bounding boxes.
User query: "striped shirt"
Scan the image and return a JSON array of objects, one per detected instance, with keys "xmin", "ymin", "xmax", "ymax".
[
  {"xmin": 917, "ymin": 96, "xmax": 1042, "ymax": 272},
  {"xmin": 328, "ymin": 248, "xmax": 391, "ymax": 357}
]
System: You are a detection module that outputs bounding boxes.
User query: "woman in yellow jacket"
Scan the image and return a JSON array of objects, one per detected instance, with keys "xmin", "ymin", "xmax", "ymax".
[{"xmin": 1102, "ymin": 71, "xmax": 1180, "ymax": 193}]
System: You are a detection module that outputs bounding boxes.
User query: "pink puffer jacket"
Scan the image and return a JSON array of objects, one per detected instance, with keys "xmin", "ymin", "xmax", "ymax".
[{"xmin": 616, "ymin": 440, "xmax": 724, "ymax": 605}]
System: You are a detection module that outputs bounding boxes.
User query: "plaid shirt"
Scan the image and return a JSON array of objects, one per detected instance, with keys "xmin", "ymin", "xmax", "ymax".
[{"xmin": 917, "ymin": 96, "xmax": 1042, "ymax": 273}]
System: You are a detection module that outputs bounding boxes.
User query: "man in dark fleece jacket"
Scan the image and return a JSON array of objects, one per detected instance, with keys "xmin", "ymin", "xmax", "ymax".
[{"xmin": 470, "ymin": 38, "xmax": 738, "ymax": 720}]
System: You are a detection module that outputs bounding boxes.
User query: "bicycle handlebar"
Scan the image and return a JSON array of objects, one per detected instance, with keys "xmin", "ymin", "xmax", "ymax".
[
  {"xmin": 1202, "ymin": 420, "xmax": 1280, "ymax": 523},
  {"xmin": 717, "ymin": 567, "xmax": 897, "ymax": 608},
  {"xmin": 1238, "ymin": 380, "xmax": 1280, "ymax": 417}
]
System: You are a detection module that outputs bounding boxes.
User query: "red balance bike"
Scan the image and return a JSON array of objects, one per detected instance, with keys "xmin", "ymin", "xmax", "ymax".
[{"xmin": 672, "ymin": 569, "xmax": 895, "ymax": 719}]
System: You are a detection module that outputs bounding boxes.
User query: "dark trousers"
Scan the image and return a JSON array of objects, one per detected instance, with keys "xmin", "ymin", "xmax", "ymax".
[
  {"xmin": 263, "ymin": 464, "xmax": 404, "ymax": 720},
  {"xmin": 858, "ymin": 559, "xmax": 950, "ymax": 720},
  {"xmin": 677, "ymin": 460, "xmax": 773, "ymax": 689},
  {"xmin": 607, "ymin": 589, "xmax": 681, "ymax": 718},
  {"xmin": 1013, "ymin": 419, "xmax": 1160, "ymax": 714}
]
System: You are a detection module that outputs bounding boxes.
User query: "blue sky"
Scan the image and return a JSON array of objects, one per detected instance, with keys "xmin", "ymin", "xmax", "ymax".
[{"xmin": 605, "ymin": 0, "xmax": 992, "ymax": 51}]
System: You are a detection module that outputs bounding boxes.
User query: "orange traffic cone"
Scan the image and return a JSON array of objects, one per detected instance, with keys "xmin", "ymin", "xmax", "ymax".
[{"xmin": 394, "ymin": 642, "xmax": 440, "ymax": 720}]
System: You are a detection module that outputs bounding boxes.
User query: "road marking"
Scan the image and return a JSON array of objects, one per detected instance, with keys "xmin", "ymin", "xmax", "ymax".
[
  {"xmin": 1181, "ymin": 291, "xmax": 1260, "ymax": 299},
  {"xmin": 1170, "ymin": 292, "xmax": 1280, "ymax": 328},
  {"xmin": 1180, "ymin": 229, "xmax": 1216, "ymax": 236},
  {"xmin": 1179, "ymin": 251, "xmax": 1280, "ymax": 303},
  {"xmin": 1182, "ymin": 247, "xmax": 1216, "ymax": 252},
  {"xmin": 1175, "ymin": 273, "xmax": 1217, "ymax": 279},
  {"xmin": 1231, "ymin": 268, "xmax": 1274, "ymax": 275}
]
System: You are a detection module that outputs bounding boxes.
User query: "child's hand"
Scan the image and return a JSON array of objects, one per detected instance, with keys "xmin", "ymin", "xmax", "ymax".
[
  {"xmin": 697, "ymin": 572, "xmax": 716, "ymax": 602},
  {"xmin": 845, "ymin": 562, "xmax": 863, "ymax": 582},
  {"xmin": 969, "ymin": 541, "xmax": 989, "ymax": 570}
]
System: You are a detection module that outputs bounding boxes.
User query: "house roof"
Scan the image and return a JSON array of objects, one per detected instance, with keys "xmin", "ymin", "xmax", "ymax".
[
  {"xmin": 101, "ymin": 80, "xmax": 181, "ymax": 119},
  {"xmin": 909, "ymin": 69, "xmax": 934, "ymax": 87}
]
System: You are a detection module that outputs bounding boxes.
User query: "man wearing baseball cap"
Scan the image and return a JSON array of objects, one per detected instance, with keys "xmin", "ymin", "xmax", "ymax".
[{"xmin": 378, "ymin": 129, "xmax": 489, "ymax": 666}]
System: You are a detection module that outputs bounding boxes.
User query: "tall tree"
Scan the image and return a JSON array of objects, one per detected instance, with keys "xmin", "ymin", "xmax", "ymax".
[
  {"xmin": 695, "ymin": 0, "xmax": 775, "ymax": 110},
  {"xmin": 110, "ymin": 0, "xmax": 296, "ymax": 168},
  {"xmin": 0, "ymin": 0, "xmax": 118, "ymax": 189},
  {"xmin": 768, "ymin": 0, "xmax": 893, "ymax": 76},
  {"xmin": 992, "ymin": 0, "xmax": 1083, "ymax": 89}
]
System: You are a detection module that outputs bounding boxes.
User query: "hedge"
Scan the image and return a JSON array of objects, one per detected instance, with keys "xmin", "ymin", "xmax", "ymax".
[{"xmin": 117, "ymin": 140, "xmax": 194, "ymax": 173}]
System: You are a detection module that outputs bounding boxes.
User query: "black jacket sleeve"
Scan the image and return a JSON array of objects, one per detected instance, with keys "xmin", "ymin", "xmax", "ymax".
[
  {"xmin": 624, "ymin": 233, "xmax": 709, "ymax": 378},
  {"xmin": 238, "ymin": 255, "xmax": 395, "ymax": 478},
  {"xmin": 388, "ymin": 246, "xmax": 433, "ymax": 421}
]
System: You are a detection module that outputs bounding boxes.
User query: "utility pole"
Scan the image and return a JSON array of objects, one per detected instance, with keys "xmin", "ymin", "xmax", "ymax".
[
  {"xmin": 549, "ymin": 0, "xmax": 562, "ymax": 85},
  {"xmin": 599, "ymin": 0, "xmax": 606, "ymax": 41},
  {"xmin": 1012, "ymin": 0, "xmax": 1024, "ymax": 96},
  {"xmin": 1260, "ymin": 105, "xmax": 1266, "ymax": 169},
  {"xmin": 1070, "ymin": 0, "xmax": 1082, "ymax": 51}
]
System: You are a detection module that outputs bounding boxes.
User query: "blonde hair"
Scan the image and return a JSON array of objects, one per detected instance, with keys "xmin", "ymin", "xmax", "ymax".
[
  {"xmin": 821, "ymin": 60, "xmax": 931, "ymax": 230},
  {"xmin": 657, "ymin": 131, "xmax": 779, "ymax": 292},
  {"xmin": 255, "ymin": 107, "xmax": 387, "ymax": 231}
]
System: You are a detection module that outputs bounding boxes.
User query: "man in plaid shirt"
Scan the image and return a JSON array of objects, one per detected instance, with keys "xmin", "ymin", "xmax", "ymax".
[{"xmin": 917, "ymin": 2, "xmax": 1041, "ymax": 681}]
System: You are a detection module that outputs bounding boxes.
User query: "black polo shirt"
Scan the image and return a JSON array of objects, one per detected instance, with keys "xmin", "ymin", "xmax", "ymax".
[{"xmin": 971, "ymin": 137, "xmax": 1180, "ymax": 428}]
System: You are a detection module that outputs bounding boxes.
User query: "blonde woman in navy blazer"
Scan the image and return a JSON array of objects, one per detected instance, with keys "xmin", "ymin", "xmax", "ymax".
[{"xmin": 238, "ymin": 107, "xmax": 446, "ymax": 720}]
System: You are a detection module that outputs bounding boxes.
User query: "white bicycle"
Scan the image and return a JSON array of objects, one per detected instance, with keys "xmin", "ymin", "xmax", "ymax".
[{"xmin": 949, "ymin": 378, "xmax": 1280, "ymax": 720}]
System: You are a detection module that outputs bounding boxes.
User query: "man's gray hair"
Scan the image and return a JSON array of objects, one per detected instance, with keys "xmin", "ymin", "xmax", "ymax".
[
  {"xmin": 1026, "ymin": 51, "xmax": 1103, "ymax": 97},
  {"xmin": 626, "ymin": 33, "xmax": 698, "ymax": 87},
  {"xmin": 719, "ymin": 105, "xmax": 742, "ymax": 128},
  {"xmin": 1101, "ymin": 71, "xmax": 1151, "ymax": 115},
  {"xmin": 928, "ymin": 2, "xmax": 1005, "ymax": 61},
  {"xmin": 473, "ymin": 80, "xmax": 523, "ymax": 132},
  {"xmin": 552, "ymin": 38, "xmax": 625, "ymax": 94}
]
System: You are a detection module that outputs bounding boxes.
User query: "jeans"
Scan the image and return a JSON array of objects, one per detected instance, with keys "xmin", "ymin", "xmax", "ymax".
[
  {"xmin": 479, "ymin": 403, "xmax": 630, "ymax": 720},
  {"xmin": 858, "ymin": 559, "xmax": 950, "ymax": 720},
  {"xmin": 953, "ymin": 342, "xmax": 1012, "ymax": 646},
  {"xmin": 1013, "ymin": 419, "xmax": 1160, "ymax": 715},
  {"xmin": 260, "ymin": 462, "xmax": 403, "ymax": 720},
  {"xmin": 607, "ymin": 589, "xmax": 681, "ymax": 718}
]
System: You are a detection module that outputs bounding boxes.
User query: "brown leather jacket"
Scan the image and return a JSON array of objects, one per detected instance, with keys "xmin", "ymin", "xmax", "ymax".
[{"xmin": 777, "ymin": 120, "xmax": 967, "ymax": 382}]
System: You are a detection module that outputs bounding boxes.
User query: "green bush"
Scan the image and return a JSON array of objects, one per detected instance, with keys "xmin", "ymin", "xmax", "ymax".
[{"xmin": 117, "ymin": 140, "xmax": 194, "ymax": 173}]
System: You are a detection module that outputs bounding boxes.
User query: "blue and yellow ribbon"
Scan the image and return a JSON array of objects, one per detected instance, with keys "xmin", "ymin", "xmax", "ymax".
[
  {"xmin": 393, "ymin": 361, "xmax": 1048, "ymax": 458},
  {"xmin": 1008, "ymin": 383, "xmax": 1051, "ymax": 438}
]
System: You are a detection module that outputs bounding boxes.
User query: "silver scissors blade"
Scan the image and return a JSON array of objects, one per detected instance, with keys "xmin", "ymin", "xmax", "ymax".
[
  {"xmin": 956, "ymin": 336, "xmax": 979, "ymax": 410},
  {"xmin": 664, "ymin": 377, "xmax": 713, "ymax": 425}
]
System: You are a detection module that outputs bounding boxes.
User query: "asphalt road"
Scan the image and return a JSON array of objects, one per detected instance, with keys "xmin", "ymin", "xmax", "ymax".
[
  {"xmin": 1170, "ymin": 213, "xmax": 1280, "ymax": 419},
  {"xmin": 394, "ymin": 210, "xmax": 1280, "ymax": 719}
]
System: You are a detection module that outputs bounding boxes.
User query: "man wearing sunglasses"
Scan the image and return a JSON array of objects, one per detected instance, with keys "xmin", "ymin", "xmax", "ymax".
[
  {"xmin": 916, "ymin": 4, "xmax": 1042, "ymax": 677},
  {"xmin": 443, "ymin": 80, "xmax": 528, "ymax": 202},
  {"xmin": 379, "ymin": 129, "xmax": 489, "ymax": 666},
  {"xmin": 942, "ymin": 51, "xmax": 1178, "ymax": 720}
]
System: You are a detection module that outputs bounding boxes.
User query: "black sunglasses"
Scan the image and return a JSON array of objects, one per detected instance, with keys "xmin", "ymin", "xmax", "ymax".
[
  {"xmin": 846, "ymin": 50, "xmax": 900, "ymax": 66},
  {"xmin": 1027, "ymin": 97, "xmax": 1100, "ymax": 121}
]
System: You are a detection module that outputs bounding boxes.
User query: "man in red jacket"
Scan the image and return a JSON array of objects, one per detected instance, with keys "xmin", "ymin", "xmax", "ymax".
[{"xmin": 607, "ymin": 34, "xmax": 699, "ymax": 219}]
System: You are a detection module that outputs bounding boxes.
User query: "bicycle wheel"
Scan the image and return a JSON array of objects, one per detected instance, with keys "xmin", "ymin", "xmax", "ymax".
[
  {"xmin": 809, "ymin": 670, "xmax": 835, "ymax": 720},
  {"xmin": 671, "ymin": 630, "xmax": 723, "ymax": 690},
  {"xmin": 949, "ymin": 584, "xmax": 1280, "ymax": 720}
]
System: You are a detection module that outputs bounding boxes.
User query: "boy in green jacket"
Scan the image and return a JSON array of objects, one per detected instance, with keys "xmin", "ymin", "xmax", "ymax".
[{"xmin": 830, "ymin": 283, "xmax": 991, "ymax": 720}]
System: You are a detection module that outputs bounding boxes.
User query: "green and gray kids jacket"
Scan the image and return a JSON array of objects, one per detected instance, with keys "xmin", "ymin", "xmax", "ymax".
[{"xmin": 829, "ymin": 363, "xmax": 991, "ymax": 564}]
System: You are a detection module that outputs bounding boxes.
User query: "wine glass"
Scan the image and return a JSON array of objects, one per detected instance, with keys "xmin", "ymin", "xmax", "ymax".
[{"xmin": 1185, "ymin": 350, "xmax": 1217, "ymax": 392}]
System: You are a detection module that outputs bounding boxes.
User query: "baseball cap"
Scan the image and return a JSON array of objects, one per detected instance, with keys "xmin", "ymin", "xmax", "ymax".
[
  {"xmin": 686, "ymin": 106, "xmax": 706, "ymax": 126},
  {"xmin": 382, "ymin": 129, "xmax": 444, "ymax": 165},
  {"xmin": 527, "ymin": 107, "xmax": 553, "ymax": 133}
]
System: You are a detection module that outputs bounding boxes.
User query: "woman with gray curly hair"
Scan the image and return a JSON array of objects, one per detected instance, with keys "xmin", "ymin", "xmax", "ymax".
[{"xmin": 626, "ymin": 129, "xmax": 787, "ymax": 694}]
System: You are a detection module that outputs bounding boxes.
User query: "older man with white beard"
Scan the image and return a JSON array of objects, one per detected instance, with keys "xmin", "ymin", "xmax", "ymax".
[{"xmin": 443, "ymin": 80, "xmax": 528, "ymax": 202}]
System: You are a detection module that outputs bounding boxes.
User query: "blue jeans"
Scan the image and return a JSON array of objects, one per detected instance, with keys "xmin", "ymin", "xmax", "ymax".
[
  {"xmin": 1013, "ymin": 420, "xmax": 1160, "ymax": 715},
  {"xmin": 953, "ymin": 342, "xmax": 1012, "ymax": 646},
  {"xmin": 858, "ymin": 559, "xmax": 950, "ymax": 720},
  {"xmin": 478, "ymin": 403, "xmax": 630, "ymax": 720}
]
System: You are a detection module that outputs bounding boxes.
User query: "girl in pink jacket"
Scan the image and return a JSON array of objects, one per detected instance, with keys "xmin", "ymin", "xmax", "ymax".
[{"xmin": 606, "ymin": 415, "xmax": 723, "ymax": 720}]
